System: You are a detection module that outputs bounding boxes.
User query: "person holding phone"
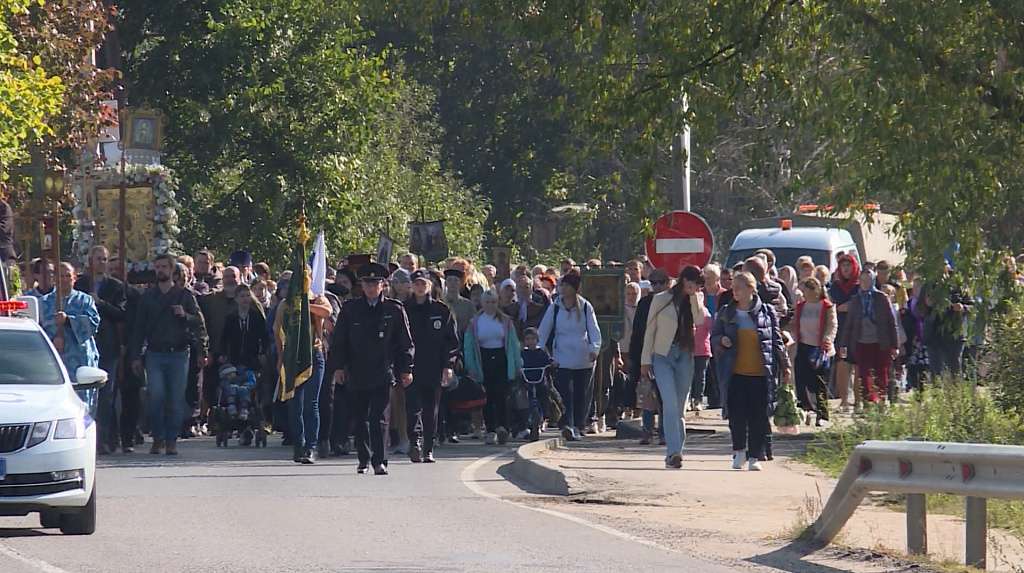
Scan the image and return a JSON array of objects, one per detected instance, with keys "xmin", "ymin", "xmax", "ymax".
[{"xmin": 640, "ymin": 265, "xmax": 709, "ymax": 469}]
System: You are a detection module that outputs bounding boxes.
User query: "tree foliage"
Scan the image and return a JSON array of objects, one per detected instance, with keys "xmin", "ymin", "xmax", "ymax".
[
  {"xmin": 0, "ymin": 0, "xmax": 63, "ymax": 173},
  {"xmin": 10, "ymin": 0, "xmax": 115, "ymax": 171},
  {"xmin": 119, "ymin": 0, "xmax": 486, "ymax": 266},
  {"xmin": 368, "ymin": 1, "xmax": 1024, "ymax": 286}
]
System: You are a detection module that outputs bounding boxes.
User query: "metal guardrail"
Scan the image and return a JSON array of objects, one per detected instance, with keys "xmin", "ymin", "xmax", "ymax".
[{"xmin": 809, "ymin": 440, "xmax": 1024, "ymax": 570}]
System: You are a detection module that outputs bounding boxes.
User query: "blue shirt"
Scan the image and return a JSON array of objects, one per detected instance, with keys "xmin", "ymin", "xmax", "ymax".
[{"xmin": 40, "ymin": 289, "xmax": 100, "ymax": 382}]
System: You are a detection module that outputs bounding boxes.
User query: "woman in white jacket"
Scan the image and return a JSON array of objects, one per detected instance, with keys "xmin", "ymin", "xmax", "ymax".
[
  {"xmin": 640, "ymin": 265, "xmax": 708, "ymax": 469},
  {"xmin": 538, "ymin": 270, "xmax": 602, "ymax": 441}
]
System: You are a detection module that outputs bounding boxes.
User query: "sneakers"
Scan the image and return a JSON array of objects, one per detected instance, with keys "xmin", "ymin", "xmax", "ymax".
[
  {"xmin": 816, "ymin": 418, "xmax": 831, "ymax": 428},
  {"xmin": 423, "ymin": 451, "xmax": 436, "ymax": 463},
  {"xmin": 748, "ymin": 459, "xmax": 763, "ymax": 471},
  {"xmin": 150, "ymin": 439, "xmax": 164, "ymax": 455},
  {"xmin": 665, "ymin": 454, "xmax": 682, "ymax": 469},
  {"xmin": 561, "ymin": 427, "xmax": 573, "ymax": 441},
  {"xmin": 732, "ymin": 451, "xmax": 745, "ymax": 470},
  {"xmin": 528, "ymin": 426, "xmax": 540, "ymax": 442},
  {"xmin": 301, "ymin": 448, "xmax": 317, "ymax": 465},
  {"xmin": 373, "ymin": 464, "xmax": 389, "ymax": 476},
  {"xmin": 357, "ymin": 464, "xmax": 369, "ymax": 474},
  {"xmin": 584, "ymin": 423, "xmax": 598, "ymax": 435},
  {"xmin": 484, "ymin": 432, "xmax": 498, "ymax": 445},
  {"xmin": 496, "ymin": 427, "xmax": 509, "ymax": 445}
]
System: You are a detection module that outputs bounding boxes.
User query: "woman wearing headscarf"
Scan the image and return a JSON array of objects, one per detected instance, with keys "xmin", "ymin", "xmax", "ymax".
[
  {"xmin": 640, "ymin": 266, "xmax": 708, "ymax": 469},
  {"xmin": 837, "ymin": 268, "xmax": 899, "ymax": 408},
  {"xmin": 828, "ymin": 254, "xmax": 861, "ymax": 412},
  {"xmin": 778, "ymin": 266, "xmax": 800, "ymax": 305}
]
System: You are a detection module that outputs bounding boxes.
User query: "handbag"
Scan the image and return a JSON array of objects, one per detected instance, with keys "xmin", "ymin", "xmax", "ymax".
[
  {"xmin": 509, "ymin": 379, "xmax": 531, "ymax": 411},
  {"xmin": 636, "ymin": 375, "xmax": 660, "ymax": 412}
]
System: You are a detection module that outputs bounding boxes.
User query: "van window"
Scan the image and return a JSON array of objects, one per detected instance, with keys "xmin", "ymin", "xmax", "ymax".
[{"xmin": 726, "ymin": 248, "xmax": 831, "ymax": 270}]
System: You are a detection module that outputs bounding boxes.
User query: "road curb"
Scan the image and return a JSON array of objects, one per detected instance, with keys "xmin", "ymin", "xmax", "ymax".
[{"xmin": 509, "ymin": 437, "xmax": 583, "ymax": 496}]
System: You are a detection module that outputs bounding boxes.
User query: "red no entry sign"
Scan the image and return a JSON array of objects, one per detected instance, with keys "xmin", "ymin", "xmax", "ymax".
[{"xmin": 645, "ymin": 211, "xmax": 714, "ymax": 277}]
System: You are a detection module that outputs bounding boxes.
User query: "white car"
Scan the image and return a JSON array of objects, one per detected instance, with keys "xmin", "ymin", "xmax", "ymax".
[{"xmin": 0, "ymin": 305, "xmax": 105, "ymax": 535}]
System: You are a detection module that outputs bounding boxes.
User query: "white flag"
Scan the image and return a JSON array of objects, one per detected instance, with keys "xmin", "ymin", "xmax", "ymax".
[{"xmin": 310, "ymin": 230, "xmax": 327, "ymax": 297}]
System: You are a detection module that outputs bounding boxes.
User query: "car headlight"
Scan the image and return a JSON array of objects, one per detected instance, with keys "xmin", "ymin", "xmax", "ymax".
[
  {"xmin": 27, "ymin": 421, "xmax": 52, "ymax": 448},
  {"xmin": 54, "ymin": 417, "xmax": 86, "ymax": 440}
]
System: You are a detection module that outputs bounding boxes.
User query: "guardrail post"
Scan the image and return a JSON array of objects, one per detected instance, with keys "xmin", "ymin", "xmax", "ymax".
[
  {"xmin": 906, "ymin": 493, "xmax": 927, "ymax": 555},
  {"xmin": 965, "ymin": 496, "xmax": 986, "ymax": 570}
]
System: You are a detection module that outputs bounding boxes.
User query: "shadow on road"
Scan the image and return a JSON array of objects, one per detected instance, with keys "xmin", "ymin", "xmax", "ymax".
[
  {"xmin": 97, "ymin": 436, "xmax": 525, "ymax": 469},
  {"xmin": 747, "ymin": 541, "xmax": 931, "ymax": 573}
]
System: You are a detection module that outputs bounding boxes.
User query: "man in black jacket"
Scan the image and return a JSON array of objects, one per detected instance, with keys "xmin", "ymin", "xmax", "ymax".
[
  {"xmin": 404, "ymin": 270, "xmax": 458, "ymax": 463},
  {"xmin": 329, "ymin": 263, "xmax": 414, "ymax": 475},
  {"xmin": 74, "ymin": 246, "xmax": 127, "ymax": 454},
  {"xmin": 628, "ymin": 268, "xmax": 669, "ymax": 445},
  {"xmin": 130, "ymin": 253, "xmax": 208, "ymax": 456}
]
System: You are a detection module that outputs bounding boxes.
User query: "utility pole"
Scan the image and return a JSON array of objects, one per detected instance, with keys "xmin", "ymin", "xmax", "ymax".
[{"xmin": 670, "ymin": 94, "xmax": 691, "ymax": 212}]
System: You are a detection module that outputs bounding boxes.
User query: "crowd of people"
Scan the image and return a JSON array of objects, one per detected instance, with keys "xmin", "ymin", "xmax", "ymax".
[{"xmin": 11, "ymin": 241, "xmax": 1012, "ymax": 474}]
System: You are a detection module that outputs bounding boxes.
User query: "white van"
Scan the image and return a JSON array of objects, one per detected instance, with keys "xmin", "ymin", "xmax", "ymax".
[{"xmin": 726, "ymin": 226, "xmax": 860, "ymax": 272}]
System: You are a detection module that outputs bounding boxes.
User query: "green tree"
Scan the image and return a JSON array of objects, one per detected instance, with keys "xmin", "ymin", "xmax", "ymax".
[
  {"xmin": 0, "ymin": 0, "xmax": 63, "ymax": 173},
  {"xmin": 118, "ymin": 0, "xmax": 486, "ymax": 266}
]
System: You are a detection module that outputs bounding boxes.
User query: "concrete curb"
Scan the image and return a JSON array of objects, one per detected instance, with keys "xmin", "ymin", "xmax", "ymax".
[{"xmin": 509, "ymin": 437, "xmax": 583, "ymax": 496}]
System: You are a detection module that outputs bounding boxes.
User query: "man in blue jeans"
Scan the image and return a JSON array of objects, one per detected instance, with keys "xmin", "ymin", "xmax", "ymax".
[{"xmin": 130, "ymin": 254, "xmax": 208, "ymax": 456}]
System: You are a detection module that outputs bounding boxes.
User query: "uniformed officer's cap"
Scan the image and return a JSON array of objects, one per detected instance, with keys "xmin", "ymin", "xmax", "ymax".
[
  {"xmin": 358, "ymin": 262, "xmax": 389, "ymax": 281},
  {"xmin": 410, "ymin": 269, "xmax": 432, "ymax": 283},
  {"xmin": 443, "ymin": 268, "xmax": 465, "ymax": 280}
]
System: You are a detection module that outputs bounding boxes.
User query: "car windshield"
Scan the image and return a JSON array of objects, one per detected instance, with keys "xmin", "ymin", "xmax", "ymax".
[
  {"xmin": 726, "ymin": 248, "xmax": 832, "ymax": 270},
  {"xmin": 0, "ymin": 329, "xmax": 64, "ymax": 385}
]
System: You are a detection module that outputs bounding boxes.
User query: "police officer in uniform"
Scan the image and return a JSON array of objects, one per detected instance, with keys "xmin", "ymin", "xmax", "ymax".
[
  {"xmin": 329, "ymin": 263, "xmax": 414, "ymax": 475},
  {"xmin": 404, "ymin": 269, "xmax": 458, "ymax": 463}
]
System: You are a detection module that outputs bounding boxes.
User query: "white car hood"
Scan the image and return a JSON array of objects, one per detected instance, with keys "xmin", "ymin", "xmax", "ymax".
[{"xmin": 0, "ymin": 384, "xmax": 85, "ymax": 425}]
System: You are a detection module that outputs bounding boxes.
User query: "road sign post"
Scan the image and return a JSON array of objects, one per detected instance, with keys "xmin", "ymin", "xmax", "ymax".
[{"xmin": 645, "ymin": 211, "xmax": 714, "ymax": 277}]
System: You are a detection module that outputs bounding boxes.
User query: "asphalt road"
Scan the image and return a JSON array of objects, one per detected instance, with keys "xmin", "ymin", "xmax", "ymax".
[{"xmin": 0, "ymin": 437, "xmax": 734, "ymax": 573}]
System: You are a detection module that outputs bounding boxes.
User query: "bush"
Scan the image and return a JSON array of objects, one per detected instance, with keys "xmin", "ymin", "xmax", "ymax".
[
  {"xmin": 987, "ymin": 302, "xmax": 1024, "ymax": 416},
  {"xmin": 804, "ymin": 379, "xmax": 1024, "ymax": 476}
]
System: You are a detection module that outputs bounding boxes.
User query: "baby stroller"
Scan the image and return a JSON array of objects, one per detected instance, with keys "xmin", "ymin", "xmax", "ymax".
[{"xmin": 213, "ymin": 364, "xmax": 268, "ymax": 447}]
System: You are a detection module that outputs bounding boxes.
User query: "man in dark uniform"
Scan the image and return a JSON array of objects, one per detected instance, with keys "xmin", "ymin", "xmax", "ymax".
[
  {"xmin": 329, "ymin": 263, "xmax": 414, "ymax": 475},
  {"xmin": 74, "ymin": 246, "xmax": 127, "ymax": 454},
  {"xmin": 404, "ymin": 269, "xmax": 458, "ymax": 463}
]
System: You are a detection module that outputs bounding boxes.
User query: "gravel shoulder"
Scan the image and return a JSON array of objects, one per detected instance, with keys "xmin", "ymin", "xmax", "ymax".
[{"xmin": 516, "ymin": 419, "xmax": 1024, "ymax": 573}]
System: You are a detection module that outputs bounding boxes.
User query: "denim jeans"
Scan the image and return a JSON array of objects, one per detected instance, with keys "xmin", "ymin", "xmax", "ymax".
[
  {"xmin": 555, "ymin": 367, "xmax": 595, "ymax": 430},
  {"xmin": 650, "ymin": 344, "xmax": 694, "ymax": 458},
  {"xmin": 145, "ymin": 351, "xmax": 190, "ymax": 443},
  {"xmin": 288, "ymin": 350, "xmax": 325, "ymax": 450},
  {"xmin": 691, "ymin": 356, "xmax": 710, "ymax": 404}
]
